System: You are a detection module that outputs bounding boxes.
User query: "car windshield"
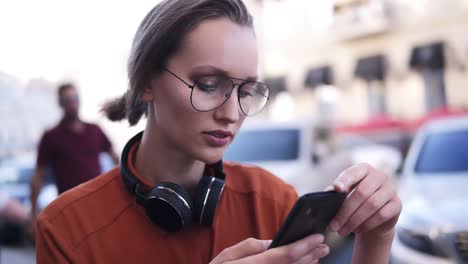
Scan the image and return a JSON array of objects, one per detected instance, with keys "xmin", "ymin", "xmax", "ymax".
[
  {"xmin": 224, "ymin": 128, "xmax": 300, "ymax": 162},
  {"xmin": 415, "ymin": 129, "xmax": 468, "ymax": 174}
]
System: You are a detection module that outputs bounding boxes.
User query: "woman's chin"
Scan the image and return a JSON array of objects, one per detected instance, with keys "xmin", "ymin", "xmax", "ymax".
[
  {"xmin": 203, "ymin": 156, "xmax": 224, "ymax": 165},
  {"xmin": 197, "ymin": 149, "xmax": 225, "ymax": 165}
]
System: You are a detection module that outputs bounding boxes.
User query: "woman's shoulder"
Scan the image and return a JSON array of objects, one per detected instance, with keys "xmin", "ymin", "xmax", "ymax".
[
  {"xmin": 36, "ymin": 167, "xmax": 133, "ymax": 246},
  {"xmin": 39, "ymin": 167, "xmax": 125, "ymax": 217},
  {"xmin": 223, "ymin": 161, "xmax": 298, "ymax": 202}
]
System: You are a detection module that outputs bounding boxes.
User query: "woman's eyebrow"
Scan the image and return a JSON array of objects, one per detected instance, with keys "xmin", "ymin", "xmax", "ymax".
[
  {"xmin": 190, "ymin": 65, "xmax": 258, "ymax": 81},
  {"xmin": 191, "ymin": 65, "xmax": 229, "ymax": 76}
]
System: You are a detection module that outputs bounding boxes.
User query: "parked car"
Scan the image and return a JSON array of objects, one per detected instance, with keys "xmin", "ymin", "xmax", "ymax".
[
  {"xmin": 0, "ymin": 153, "xmax": 55, "ymax": 212},
  {"xmin": 225, "ymin": 119, "xmax": 329, "ymax": 194},
  {"xmin": 225, "ymin": 119, "xmax": 402, "ymax": 194},
  {"xmin": 0, "ymin": 152, "xmax": 55, "ymax": 243},
  {"xmin": 338, "ymin": 133, "xmax": 403, "ymax": 177},
  {"xmin": 0, "ymin": 152, "xmax": 114, "ymax": 244},
  {"xmin": 391, "ymin": 117, "xmax": 468, "ymax": 264}
]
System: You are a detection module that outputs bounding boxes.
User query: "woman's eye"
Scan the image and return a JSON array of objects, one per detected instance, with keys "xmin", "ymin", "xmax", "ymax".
[
  {"xmin": 197, "ymin": 82, "xmax": 216, "ymax": 91},
  {"xmin": 239, "ymin": 84, "xmax": 256, "ymax": 97},
  {"xmin": 239, "ymin": 90, "xmax": 253, "ymax": 97},
  {"xmin": 196, "ymin": 76, "xmax": 223, "ymax": 91}
]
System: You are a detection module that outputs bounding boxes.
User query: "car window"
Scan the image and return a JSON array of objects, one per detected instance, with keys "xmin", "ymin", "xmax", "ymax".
[
  {"xmin": 224, "ymin": 128, "xmax": 300, "ymax": 162},
  {"xmin": 415, "ymin": 129, "xmax": 468, "ymax": 173}
]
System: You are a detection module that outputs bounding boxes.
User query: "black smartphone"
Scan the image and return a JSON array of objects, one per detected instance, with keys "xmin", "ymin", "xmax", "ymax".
[{"xmin": 268, "ymin": 191, "xmax": 347, "ymax": 249}]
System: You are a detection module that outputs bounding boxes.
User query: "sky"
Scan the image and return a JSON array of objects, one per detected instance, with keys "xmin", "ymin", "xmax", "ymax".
[
  {"xmin": 0, "ymin": 0, "xmax": 161, "ymax": 148},
  {"xmin": 0, "ymin": 0, "xmax": 159, "ymax": 118}
]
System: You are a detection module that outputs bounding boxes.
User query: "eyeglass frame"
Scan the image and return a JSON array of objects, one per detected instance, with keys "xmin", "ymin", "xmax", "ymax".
[{"xmin": 160, "ymin": 66, "xmax": 270, "ymax": 116}]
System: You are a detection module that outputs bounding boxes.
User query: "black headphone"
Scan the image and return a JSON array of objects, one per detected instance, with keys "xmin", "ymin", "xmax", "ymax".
[{"xmin": 120, "ymin": 131, "xmax": 226, "ymax": 232}]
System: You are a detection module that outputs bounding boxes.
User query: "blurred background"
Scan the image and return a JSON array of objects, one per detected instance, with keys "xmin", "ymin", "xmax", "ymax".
[{"xmin": 1, "ymin": 0, "xmax": 468, "ymax": 263}]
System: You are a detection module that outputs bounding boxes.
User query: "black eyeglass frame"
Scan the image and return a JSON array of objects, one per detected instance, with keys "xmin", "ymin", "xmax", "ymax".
[{"xmin": 161, "ymin": 66, "xmax": 270, "ymax": 116}]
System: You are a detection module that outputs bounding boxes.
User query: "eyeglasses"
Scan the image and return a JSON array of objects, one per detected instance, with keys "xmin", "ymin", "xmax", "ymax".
[{"xmin": 161, "ymin": 67, "xmax": 270, "ymax": 117}]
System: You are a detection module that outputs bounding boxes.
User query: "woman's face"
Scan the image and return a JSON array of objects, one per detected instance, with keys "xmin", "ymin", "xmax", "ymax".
[{"xmin": 146, "ymin": 18, "xmax": 258, "ymax": 164}]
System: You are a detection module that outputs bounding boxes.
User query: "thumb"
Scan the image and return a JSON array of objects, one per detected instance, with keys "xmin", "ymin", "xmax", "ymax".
[{"xmin": 212, "ymin": 238, "xmax": 271, "ymax": 263}]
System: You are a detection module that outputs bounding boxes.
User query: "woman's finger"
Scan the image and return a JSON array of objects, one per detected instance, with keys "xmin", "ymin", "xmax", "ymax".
[
  {"xmin": 332, "ymin": 164, "xmax": 370, "ymax": 192},
  {"xmin": 268, "ymin": 234, "xmax": 324, "ymax": 263},
  {"xmin": 294, "ymin": 244, "xmax": 329, "ymax": 264},
  {"xmin": 213, "ymin": 238, "xmax": 271, "ymax": 263},
  {"xmin": 329, "ymin": 167, "xmax": 387, "ymax": 232},
  {"xmin": 337, "ymin": 182, "xmax": 394, "ymax": 236},
  {"xmin": 233, "ymin": 234, "xmax": 324, "ymax": 264},
  {"xmin": 355, "ymin": 197, "xmax": 402, "ymax": 234}
]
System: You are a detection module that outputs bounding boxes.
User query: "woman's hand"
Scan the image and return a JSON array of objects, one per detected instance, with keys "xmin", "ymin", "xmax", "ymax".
[
  {"xmin": 210, "ymin": 234, "xmax": 328, "ymax": 264},
  {"xmin": 328, "ymin": 163, "xmax": 402, "ymax": 240}
]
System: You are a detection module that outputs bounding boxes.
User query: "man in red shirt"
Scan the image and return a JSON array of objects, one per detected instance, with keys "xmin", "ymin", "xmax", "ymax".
[{"xmin": 29, "ymin": 83, "xmax": 119, "ymax": 226}]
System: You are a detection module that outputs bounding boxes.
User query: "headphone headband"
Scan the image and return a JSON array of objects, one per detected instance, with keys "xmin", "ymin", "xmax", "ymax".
[
  {"xmin": 119, "ymin": 131, "xmax": 226, "ymax": 232},
  {"xmin": 120, "ymin": 131, "xmax": 225, "ymax": 198},
  {"xmin": 120, "ymin": 131, "xmax": 144, "ymax": 198}
]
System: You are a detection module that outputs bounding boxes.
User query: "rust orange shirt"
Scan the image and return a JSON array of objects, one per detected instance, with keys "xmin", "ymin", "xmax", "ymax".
[{"xmin": 36, "ymin": 149, "xmax": 298, "ymax": 263}]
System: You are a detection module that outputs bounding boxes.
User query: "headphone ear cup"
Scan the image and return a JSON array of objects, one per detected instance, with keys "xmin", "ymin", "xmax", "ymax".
[
  {"xmin": 144, "ymin": 182, "xmax": 193, "ymax": 232},
  {"xmin": 194, "ymin": 176, "xmax": 225, "ymax": 226}
]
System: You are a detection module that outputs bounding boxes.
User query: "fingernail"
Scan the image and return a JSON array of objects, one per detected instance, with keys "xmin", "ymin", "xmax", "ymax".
[
  {"xmin": 323, "ymin": 185, "xmax": 334, "ymax": 192},
  {"xmin": 334, "ymin": 182, "xmax": 345, "ymax": 191},
  {"xmin": 319, "ymin": 244, "xmax": 330, "ymax": 257},
  {"xmin": 329, "ymin": 220, "xmax": 339, "ymax": 231},
  {"xmin": 338, "ymin": 230, "xmax": 349, "ymax": 237},
  {"xmin": 262, "ymin": 240, "xmax": 272, "ymax": 248},
  {"xmin": 313, "ymin": 234, "xmax": 325, "ymax": 244}
]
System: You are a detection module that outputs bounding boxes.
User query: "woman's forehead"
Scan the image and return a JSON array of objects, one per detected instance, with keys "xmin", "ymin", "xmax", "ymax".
[{"xmin": 170, "ymin": 18, "xmax": 258, "ymax": 78}]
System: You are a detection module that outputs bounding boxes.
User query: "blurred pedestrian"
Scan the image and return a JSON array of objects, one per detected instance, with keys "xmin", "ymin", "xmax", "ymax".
[
  {"xmin": 35, "ymin": 1, "xmax": 401, "ymax": 263},
  {"xmin": 29, "ymin": 83, "xmax": 119, "ymax": 231}
]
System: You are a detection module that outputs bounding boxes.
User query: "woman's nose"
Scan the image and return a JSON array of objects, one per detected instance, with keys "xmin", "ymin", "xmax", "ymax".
[{"xmin": 214, "ymin": 85, "xmax": 241, "ymax": 123}]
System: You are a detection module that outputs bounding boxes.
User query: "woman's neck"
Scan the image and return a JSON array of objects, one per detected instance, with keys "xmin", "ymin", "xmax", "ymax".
[{"xmin": 134, "ymin": 124, "xmax": 205, "ymax": 192}]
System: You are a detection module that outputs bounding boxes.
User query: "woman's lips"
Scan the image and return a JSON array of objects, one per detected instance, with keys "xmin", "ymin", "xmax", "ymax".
[{"xmin": 203, "ymin": 130, "xmax": 232, "ymax": 147}]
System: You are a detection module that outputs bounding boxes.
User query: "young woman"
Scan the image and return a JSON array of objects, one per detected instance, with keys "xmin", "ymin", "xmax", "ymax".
[{"xmin": 36, "ymin": 1, "xmax": 401, "ymax": 263}]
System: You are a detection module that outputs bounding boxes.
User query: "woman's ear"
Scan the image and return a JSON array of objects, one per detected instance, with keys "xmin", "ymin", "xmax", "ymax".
[
  {"xmin": 142, "ymin": 75, "xmax": 161, "ymax": 102},
  {"xmin": 141, "ymin": 85, "xmax": 154, "ymax": 102}
]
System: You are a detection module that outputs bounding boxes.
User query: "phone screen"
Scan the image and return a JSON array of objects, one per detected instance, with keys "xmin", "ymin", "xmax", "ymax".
[{"xmin": 269, "ymin": 191, "xmax": 347, "ymax": 248}]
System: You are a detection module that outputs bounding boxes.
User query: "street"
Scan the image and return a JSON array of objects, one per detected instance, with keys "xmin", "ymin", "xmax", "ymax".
[{"xmin": 0, "ymin": 245, "xmax": 35, "ymax": 264}]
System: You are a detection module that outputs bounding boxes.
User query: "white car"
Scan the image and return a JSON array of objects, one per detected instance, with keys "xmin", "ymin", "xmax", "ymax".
[
  {"xmin": 225, "ymin": 119, "xmax": 402, "ymax": 194},
  {"xmin": 391, "ymin": 116, "xmax": 468, "ymax": 264},
  {"xmin": 224, "ymin": 120, "xmax": 332, "ymax": 195}
]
